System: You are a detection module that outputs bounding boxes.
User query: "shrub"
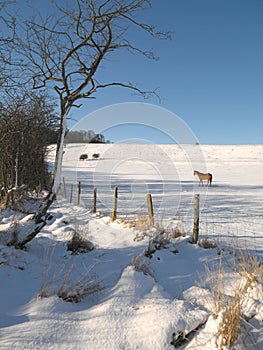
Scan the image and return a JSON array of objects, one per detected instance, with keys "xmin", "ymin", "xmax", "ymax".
[{"xmin": 67, "ymin": 231, "xmax": 94, "ymax": 254}]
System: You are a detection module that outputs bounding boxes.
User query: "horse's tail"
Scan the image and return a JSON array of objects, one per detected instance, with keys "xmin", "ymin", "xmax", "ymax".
[{"xmin": 208, "ymin": 173, "xmax": 213, "ymax": 185}]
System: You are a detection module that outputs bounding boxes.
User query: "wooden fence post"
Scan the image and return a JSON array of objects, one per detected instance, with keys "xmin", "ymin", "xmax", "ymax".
[
  {"xmin": 111, "ymin": 186, "xmax": 118, "ymax": 221},
  {"xmin": 70, "ymin": 184, "xmax": 73, "ymax": 203},
  {"xmin": 77, "ymin": 181, "xmax": 81, "ymax": 206},
  {"xmin": 147, "ymin": 194, "xmax": 154, "ymax": 226},
  {"xmin": 193, "ymin": 194, "xmax": 200, "ymax": 243},
  {"xmin": 63, "ymin": 177, "xmax": 67, "ymax": 199},
  {"xmin": 93, "ymin": 187, "xmax": 97, "ymax": 214}
]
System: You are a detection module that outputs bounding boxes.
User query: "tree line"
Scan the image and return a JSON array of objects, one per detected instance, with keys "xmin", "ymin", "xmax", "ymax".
[
  {"xmin": 65, "ymin": 130, "xmax": 109, "ymax": 144},
  {"xmin": 0, "ymin": 91, "xmax": 58, "ymax": 191}
]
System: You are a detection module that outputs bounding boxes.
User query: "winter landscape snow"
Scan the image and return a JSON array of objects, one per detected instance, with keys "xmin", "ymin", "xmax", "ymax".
[{"xmin": 0, "ymin": 143, "xmax": 262, "ymax": 349}]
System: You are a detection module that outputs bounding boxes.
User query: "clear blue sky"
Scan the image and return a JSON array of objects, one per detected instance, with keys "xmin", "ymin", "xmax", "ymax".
[
  {"xmin": 6, "ymin": 0, "xmax": 263, "ymax": 144},
  {"xmin": 69, "ymin": 0, "xmax": 263, "ymax": 144}
]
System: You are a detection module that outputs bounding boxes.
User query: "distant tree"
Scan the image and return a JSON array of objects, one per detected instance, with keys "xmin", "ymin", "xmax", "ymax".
[
  {"xmin": 65, "ymin": 130, "xmax": 107, "ymax": 143},
  {"xmin": 4, "ymin": 0, "xmax": 171, "ymax": 248},
  {"xmin": 64, "ymin": 131, "xmax": 83, "ymax": 144},
  {"xmin": 87, "ymin": 130, "xmax": 97, "ymax": 142},
  {"xmin": 89, "ymin": 133, "xmax": 106, "ymax": 144}
]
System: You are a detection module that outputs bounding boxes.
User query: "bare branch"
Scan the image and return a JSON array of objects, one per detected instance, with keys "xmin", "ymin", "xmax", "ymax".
[
  {"xmin": 94, "ymin": 81, "xmax": 161, "ymax": 102},
  {"xmin": 10, "ymin": 0, "xmax": 169, "ymax": 101}
]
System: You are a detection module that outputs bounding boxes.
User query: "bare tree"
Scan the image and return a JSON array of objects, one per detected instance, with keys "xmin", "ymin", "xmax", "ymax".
[
  {"xmin": 7, "ymin": 0, "xmax": 171, "ymax": 247},
  {"xmin": 0, "ymin": 90, "xmax": 58, "ymax": 191},
  {"xmin": 0, "ymin": 1, "xmax": 16, "ymax": 88}
]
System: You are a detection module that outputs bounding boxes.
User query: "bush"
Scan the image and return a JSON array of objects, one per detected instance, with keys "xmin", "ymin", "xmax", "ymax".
[{"xmin": 67, "ymin": 231, "xmax": 94, "ymax": 254}]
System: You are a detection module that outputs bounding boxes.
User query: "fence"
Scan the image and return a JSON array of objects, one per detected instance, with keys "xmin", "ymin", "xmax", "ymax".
[
  {"xmin": 60, "ymin": 178, "xmax": 202, "ymax": 243},
  {"xmin": 58, "ymin": 178, "xmax": 263, "ymax": 251}
]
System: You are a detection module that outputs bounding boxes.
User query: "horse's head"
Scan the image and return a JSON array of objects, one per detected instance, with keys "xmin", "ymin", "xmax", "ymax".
[{"xmin": 193, "ymin": 170, "xmax": 196, "ymax": 175}]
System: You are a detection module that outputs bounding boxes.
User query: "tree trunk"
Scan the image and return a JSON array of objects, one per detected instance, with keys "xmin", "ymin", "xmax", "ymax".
[
  {"xmin": 35, "ymin": 112, "xmax": 67, "ymax": 221},
  {"xmin": 16, "ymin": 113, "xmax": 67, "ymax": 248}
]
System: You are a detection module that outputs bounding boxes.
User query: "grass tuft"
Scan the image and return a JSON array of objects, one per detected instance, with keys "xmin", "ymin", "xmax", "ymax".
[
  {"xmin": 203, "ymin": 245, "xmax": 263, "ymax": 349},
  {"xmin": 217, "ymin": 292, "xmax": 242, "ymax": 349},
  {"xmin": 131, "ymin": 255, "xmax": 154, "ymax": 278}
]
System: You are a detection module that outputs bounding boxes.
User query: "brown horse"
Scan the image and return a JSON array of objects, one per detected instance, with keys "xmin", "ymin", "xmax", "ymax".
[{"xmin": 194, "ymin": 170, "xmax": 213, "ymax": 186}]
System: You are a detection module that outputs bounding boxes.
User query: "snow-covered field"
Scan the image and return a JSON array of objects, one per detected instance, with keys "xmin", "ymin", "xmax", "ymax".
[
  {"xmin": 0, "ymin": 144, "xmax": 262, "ymax": 349},
  {"xmin": 62, "ymin": 144, "xmax": 263, "ymax": 248}
]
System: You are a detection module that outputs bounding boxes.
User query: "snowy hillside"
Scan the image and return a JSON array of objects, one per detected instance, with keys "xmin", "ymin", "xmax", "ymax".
[
  {"xmin": 59, "ymin": 143, "xmax": 263, "ymax": 248},
  {"xmin": 0, "ymin": 144, "xmax": 262, "ymax": 349}
]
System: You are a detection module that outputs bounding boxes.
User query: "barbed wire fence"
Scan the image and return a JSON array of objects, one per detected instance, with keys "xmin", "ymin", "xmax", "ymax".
[{"xmin": 58, "ymin": 178, "xmax": 263, "ymax": 251}]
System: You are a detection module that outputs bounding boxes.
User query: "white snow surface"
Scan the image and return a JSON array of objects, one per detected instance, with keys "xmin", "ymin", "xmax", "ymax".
[{"xmin": 0, "ymin": 144, "xmax": 262, "ymax": 349}]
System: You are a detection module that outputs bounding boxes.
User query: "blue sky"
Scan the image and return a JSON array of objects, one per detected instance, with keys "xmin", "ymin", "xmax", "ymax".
[
  {"xmin": 6, "ymin": 0, "xmax": 263, "ymax": 144},
  {"xmin": 69, "ymin": 0, "xmax": 263, "ymax": 144}
]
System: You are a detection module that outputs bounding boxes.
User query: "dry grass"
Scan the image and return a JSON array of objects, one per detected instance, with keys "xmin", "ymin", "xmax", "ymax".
[
  {"xmin": 39, "ymin": 260, "xmax": 103, "ymax": 302},
  {"xmin": 217, "ymin": 292, "xmax": 242, "ymax": 349},
  {"xmin": 205, "ymin": 260, "xmax": 225, "ymax": 315},
  {"xmin": 131, "ymin": 255, "xmax": 154, "ymax": 278},
  {"xmin": 115, "ymin": 215, "xmax": 153, "ymax": 242},
  {"xmin": 109, "ymin": 215, "xmax": 152, "ymax": 236},
  {"xmin": 126, "ymin": 215, "xmax": 152, "ymax": 231},
  {"xmin": 38, "ymin": 246, "xmax": 55, "ymax": 298},
  {"xmin": 155, "ymin": 217, "xmax": 186, "ymax": 239},
  {"xmin": 56, "ymin": 263, "xmax": 75, "ymax": 298},
  {"xmin": 38, "ymin": 238, "xmax": 102, "ymax": 302},
  {"xmin": 204, "ymin": 246, "xmax": 262, "ymax": 349},
  {"xmin": 117, "ymin": 216, "xmax": 186, "ymax": 245},
  {"xmin": 57, "ymin": 263, "xmax": 103, "ymax": 302},
  {"xmin": 205, "ymin": 263, "xmax": 243, "ymax": 349},
  {"xmin": 235, "ymin": 249, "xmax": 263, "ymax": 292},
  {"xmin": 198, "ymin": 237, "xmax": 217, "ymax": 249},
  {"xmin": 137, "ymin": 215, "xmax": 152, "ymax": 231},
  {"xmin": 133, "ymin": 216, "xmax": 186, "ymax": 242}
]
